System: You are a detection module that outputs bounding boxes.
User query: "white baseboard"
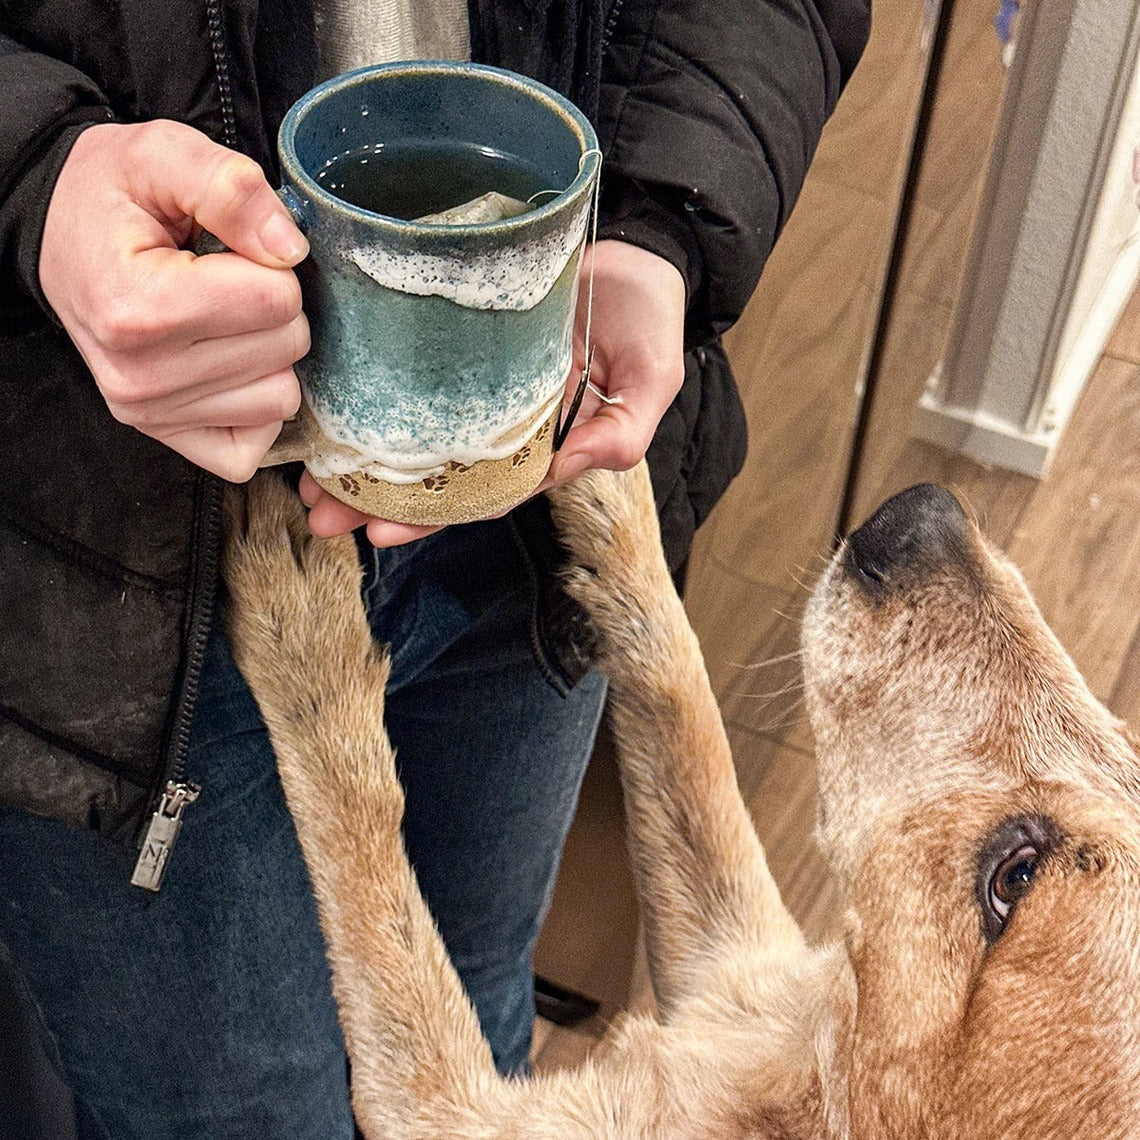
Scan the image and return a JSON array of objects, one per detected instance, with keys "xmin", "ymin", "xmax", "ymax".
[
  {"xmin": 1048, "ymin": 231, "xmax": 1140, "ymax": 430},
  {"xmin": 915, "ymin": 233, "xmax": 1140, "ymax": 478},
  {"xmin": 912, "ymin": 396, "xmax": 1058, "ymax": 476}
]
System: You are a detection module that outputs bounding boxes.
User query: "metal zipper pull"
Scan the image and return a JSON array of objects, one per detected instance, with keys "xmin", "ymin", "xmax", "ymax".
[{"xmin": 130, "ymin": 781, "xmax": 201, "ymax": 892}]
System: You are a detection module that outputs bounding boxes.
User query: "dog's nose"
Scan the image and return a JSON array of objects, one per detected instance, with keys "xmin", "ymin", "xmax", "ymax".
[{"xmin": 845, "ymin": 484, "xmax": 968, "ymax": 590}]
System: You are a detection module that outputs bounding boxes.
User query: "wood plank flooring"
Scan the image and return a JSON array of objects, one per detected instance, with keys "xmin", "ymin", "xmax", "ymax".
[{"xmin": 846, "ymin": 0, "xmax": 1012, "ymax": 526}]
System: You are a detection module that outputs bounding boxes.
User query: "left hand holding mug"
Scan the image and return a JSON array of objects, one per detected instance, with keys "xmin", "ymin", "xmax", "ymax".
[{"xmin": 301, "ymin": 239, "xmax": 686, "ymax": 546}]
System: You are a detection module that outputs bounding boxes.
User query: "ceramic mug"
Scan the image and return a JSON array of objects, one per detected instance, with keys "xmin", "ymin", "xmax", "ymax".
[{"xmin": 252, "ymin": 61, "xmax": 601, "ymax": 525}]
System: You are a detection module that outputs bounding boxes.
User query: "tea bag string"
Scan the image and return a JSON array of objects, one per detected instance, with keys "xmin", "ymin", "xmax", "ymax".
[{"xmin": 545, "ymin": 148, "xmax": 612, "ymax": 451}]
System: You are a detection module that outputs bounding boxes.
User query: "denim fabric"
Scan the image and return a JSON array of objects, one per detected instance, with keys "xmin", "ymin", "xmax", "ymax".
[{"xmin": 0, "ymin": 509, "xmax": 605, "ymax": 1139}]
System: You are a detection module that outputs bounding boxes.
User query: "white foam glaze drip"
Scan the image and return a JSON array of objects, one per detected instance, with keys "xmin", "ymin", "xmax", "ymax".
[
  {"xmin": 305, "ymin": 386, "xmax": 565, "ymax": 484},
  {"xmin": 344, "ymin": 197, "xmax": 590, "ymax": 312}
]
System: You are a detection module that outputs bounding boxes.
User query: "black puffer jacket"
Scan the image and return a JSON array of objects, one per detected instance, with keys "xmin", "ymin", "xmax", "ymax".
[{"xmin": 0, "ymin": 0, "xmax": 868, "ymax": 844}]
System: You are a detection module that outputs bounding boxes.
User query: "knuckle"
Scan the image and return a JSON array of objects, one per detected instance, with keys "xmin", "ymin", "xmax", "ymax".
[
  {"xmin": 104, "ymin": 390, "xmax": 160, "ymax": 432},
  {"xmin": 292, "ymin": 312, "xmax": 311, "ymax": 360},
  {"xmin": 611, "ymin": 437, "xmax": 647, "ymax": 471},
  {"xmin": 96, "ymin": 365, "xmax": 147, "ymax": 411},
  {"xmin": 101, "ymin": 379, "xmax": 163, "ymax": 426},
  {"xmin": 284, "ymin": 273, "xmax": 305, "ymax": 322},
  {"xmin": 209, "ymin": 153, "xmax": 267, "ymax": 210},
  {"xmin": 283, "ymin": 378, "xmax": 303, "ymax": 419},
  {"xmin": 126, "ymin": 119, "xmax": 184, "ymax": 166},
  {"xmin": 286, "ymin": 273, "xmax": 304, "ymax": 319},
  {"xmin": 119, "ymin": 122, "xmax": 151, "ymax": 166},
  {"xmin": 275, "ymin": 273, "xmax": 304, "ymax": 326},
  {"xmin": 91, "ymin": 296, "xmax": 163, "ymax": 353},
  {"xmin": 226, "ymin": 456, "xmax": 261, "ymax": 484},
  {"xmin": 255, "ymin": 272, "xmax": 303, "ymax": 329},
  {"xmin": 229, "ymin": 429, "xmax": 280, "ymax": 482},
  {"xmin": 124, "ymin": 402, "xmax": 157, "ymax": 429},
  {"xmin": 103, "ymin": 398, "xmax": 137, "ymax": 427},
  {"xmin": 133, "ymin": 396, "xmax": 175, "ymax": 430}
]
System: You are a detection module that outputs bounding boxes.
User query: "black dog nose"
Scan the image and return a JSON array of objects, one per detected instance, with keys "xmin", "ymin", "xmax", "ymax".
[{"xmin": 845, "ymin": 484, "xmax": 969, "ymax": 591}]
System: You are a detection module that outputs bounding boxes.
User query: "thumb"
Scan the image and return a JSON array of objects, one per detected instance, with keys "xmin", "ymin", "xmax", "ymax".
[{"xmin": 131, "ymin": 121, "xmax": 308, "ymax": 268}]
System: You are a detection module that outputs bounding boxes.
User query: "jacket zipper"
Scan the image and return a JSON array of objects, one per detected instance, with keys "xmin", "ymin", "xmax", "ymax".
[
  {"xmin": 132, "ymin": 474, "xmax": 223, "ymax": 890},
  {"xmin": 603, "ymin": 0, "xmax": 624, "ymax": 45},
  {"xmin": 205, "ymin": 0, "xmax": 238, "ymax": 147},
  {"xmin": 131, "ymin": 3, "xmax": 238, "ymax": 890}
]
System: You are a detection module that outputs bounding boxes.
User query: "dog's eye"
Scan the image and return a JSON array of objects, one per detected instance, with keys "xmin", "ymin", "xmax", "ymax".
[
  {"xmin": 977, "ymin": 816, "xmax": 1061, "ymax": 942},
  {"xmin": 987, "ymin": 844, "xmax": 1039, "ymax": 922}
]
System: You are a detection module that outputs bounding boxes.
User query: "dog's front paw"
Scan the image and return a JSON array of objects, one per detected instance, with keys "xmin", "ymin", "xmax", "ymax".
[
  {"xmin": 222, "ymin": 474, "xmax": 387, "ymax": 715},
  {"xmin": 547, "ymin": 462, "xmax": 662, "ymax": 573},
  {"xmin": 547, "ymin": 462, "xmax": 675, "ymax": 653}
]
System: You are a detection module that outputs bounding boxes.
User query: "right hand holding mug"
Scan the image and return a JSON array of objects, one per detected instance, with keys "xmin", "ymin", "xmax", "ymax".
[{"xmin": 39, "ymin": 119, "xmax": 311, "ymax": 482}]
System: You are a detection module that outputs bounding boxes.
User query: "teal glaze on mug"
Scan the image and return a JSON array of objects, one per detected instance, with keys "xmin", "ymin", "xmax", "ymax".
[{"xmin": 274, "ymin": 61, "xmax": 601, "ymax": 491}]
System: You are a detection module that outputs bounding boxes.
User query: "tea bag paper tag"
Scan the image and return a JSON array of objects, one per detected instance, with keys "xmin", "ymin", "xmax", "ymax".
[{"xmin": 346, "ymin": 194, "xmax": 591, "ymax": 311}]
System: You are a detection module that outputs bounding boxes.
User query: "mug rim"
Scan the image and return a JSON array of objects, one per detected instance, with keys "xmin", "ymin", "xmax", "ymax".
[{"xmin": 278, "ymin": 60, "xmax": 601, "ymax": 235}]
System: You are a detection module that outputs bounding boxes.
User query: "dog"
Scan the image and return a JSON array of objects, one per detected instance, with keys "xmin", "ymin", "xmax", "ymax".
[{"xmin": 222, "ymin": 463, "xmax": 1140, "ymax": 1138}]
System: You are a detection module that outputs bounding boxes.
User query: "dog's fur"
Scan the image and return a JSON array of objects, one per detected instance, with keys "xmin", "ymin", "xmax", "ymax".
[{"xmin": 223, "ymin": 463, "xmax": 1140, "ymax": 1138}]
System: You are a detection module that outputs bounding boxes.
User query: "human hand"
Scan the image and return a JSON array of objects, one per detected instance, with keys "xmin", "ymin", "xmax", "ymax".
[
  {"xmin": 302, "ymin": 239, "xmax": 685, "ymax": 546},
  {"xmin": 39, "ymin": 120, "xmax": 311, "ymax": 482},
  {"xmin": 299, "ymin": 467, "xmax": 445, "ymax": 548},
  {"xmin": 543, "ymin": 239, "xmax": 685, "ymax": 486}
]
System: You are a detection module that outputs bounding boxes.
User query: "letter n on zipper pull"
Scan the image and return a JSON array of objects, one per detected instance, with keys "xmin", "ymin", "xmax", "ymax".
[{"xmin": 130, "ymin": 781, "xmax": 201, "ymax": 891}]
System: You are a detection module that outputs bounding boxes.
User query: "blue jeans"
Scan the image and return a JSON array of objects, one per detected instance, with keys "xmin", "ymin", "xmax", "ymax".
[{"xmin": 0, "ymin": 508, "xmax": 606, "ymax": 1139}]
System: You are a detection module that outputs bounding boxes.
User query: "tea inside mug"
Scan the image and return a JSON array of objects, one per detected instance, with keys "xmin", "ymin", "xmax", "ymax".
[{"xmin": 314, "ymin": 139, "xmax": 553, "ymax": 220}]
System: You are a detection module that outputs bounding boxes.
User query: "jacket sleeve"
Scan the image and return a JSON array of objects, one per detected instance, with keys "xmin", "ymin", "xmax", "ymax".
[
  {"xmin": 0, "ymin": 33, "xmax": 114, "ymax": 314},
  {"xmin": 594, "ymin": 0, "xmax": 871, "ymax": 347}
]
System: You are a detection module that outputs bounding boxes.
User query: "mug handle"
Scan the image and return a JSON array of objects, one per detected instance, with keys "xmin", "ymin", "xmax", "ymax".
[{"xmin": 193, "ymin": 187, "xmax": 315, "ymax": 467}]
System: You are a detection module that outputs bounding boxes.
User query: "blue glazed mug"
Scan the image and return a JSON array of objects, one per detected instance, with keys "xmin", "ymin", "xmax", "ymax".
[{"xmin": 257, "ymin": 61, "xmax": 601, "ymax": 525}]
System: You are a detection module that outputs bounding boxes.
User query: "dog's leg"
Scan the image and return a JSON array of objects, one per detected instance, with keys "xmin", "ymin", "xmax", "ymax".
[
  {"xmin": 222, "ymin": 474, "xmax": 816, "ymax": 1137},
  {"xmin": 548, "ymin": 464, "xmax": 804, "ymax": 1019},
  {"xmin": 222, "ymin": 476, "xmax": 500, "ymax": 1138}
]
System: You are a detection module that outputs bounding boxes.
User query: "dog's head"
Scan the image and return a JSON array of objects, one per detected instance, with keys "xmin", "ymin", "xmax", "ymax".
[{"xmin": 802, "ymin": 485, "xmax": 1140, "ymax": 1137}]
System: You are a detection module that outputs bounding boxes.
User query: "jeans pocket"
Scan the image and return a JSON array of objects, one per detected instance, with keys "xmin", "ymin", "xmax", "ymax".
[{"xmin": 507, "ymin": 497, "xmax": 600, "ymax": 696}]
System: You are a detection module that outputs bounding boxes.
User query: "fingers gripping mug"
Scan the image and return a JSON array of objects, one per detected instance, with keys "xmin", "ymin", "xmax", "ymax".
[{"xmin": 254, "ymin": 61, "xmax": 601, "ymax": 525}]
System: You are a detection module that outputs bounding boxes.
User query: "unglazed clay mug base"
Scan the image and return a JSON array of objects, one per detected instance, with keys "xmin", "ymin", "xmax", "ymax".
[
  {"xmin": 311, "ymin": 406, "xmax": 558, "ymax": 525},
  {"xmin": 265, "ymin": 62, "xmax": 599, "ymax": 525}
]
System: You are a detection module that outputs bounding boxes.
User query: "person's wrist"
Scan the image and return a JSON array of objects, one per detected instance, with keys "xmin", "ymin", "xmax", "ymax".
[
  {"xmin": 595, "ymin": 183, "xmax": 700, "ymax": 307},
  {"xmin": 32, "ymin": 122, "xmax": 114, "ymax": 316}
]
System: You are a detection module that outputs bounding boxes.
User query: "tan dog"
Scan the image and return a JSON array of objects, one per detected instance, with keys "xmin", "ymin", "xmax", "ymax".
[{"xmin": 223, "ymin": 464, "xmax": 1140, "ymax": 1138}]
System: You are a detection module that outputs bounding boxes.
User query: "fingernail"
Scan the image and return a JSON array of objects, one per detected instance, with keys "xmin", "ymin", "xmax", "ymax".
[
  {"xmin": 559, "ymin": 452, "xmax": 591, "ymax": 480},
  {"xmin": 261, "ymin": 210, "xmax": 308, "ymax": 262}
]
